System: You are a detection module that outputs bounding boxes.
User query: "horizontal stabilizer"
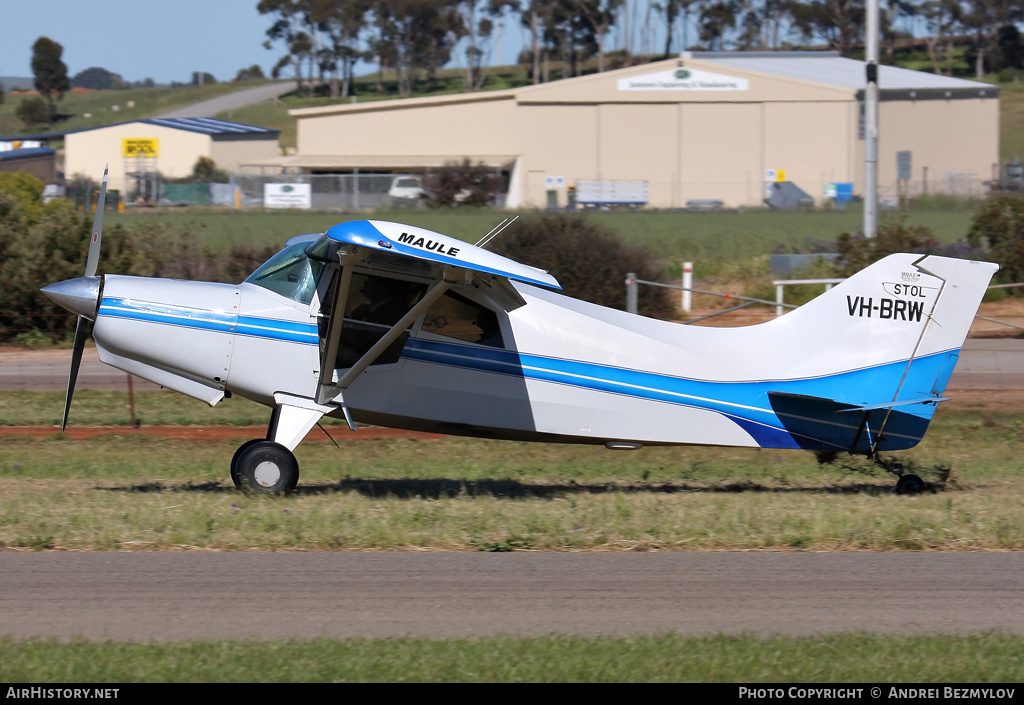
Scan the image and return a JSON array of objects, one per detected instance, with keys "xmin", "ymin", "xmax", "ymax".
[{"xmin": 766, "ymin": 391, "xmax": 931, "ymax": 453}]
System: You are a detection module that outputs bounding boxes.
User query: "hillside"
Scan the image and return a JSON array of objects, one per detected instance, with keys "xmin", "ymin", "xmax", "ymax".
[{"xmin": 0, "ymin": 80, "xmax": 274, "ymax": 137}]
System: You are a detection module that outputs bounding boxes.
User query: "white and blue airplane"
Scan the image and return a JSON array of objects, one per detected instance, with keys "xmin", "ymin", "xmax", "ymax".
[{"xmin": 42, "ymin": 169, "xmax": 998, "ymax": 495}]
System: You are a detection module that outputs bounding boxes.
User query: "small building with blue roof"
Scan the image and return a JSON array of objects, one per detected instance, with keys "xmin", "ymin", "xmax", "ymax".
[
  {"xmin": 63, "ymin": 117, "xmax": 279, "ymax": 195},
  {"xmin": 0, "ymin": 146, "xmax": 57, "ymax": 183}
]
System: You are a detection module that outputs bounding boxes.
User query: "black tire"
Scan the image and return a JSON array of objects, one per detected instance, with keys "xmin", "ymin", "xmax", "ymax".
[
  {"xmin": 895, "ymin": 473, "xmax": 926, "ymax": 495},
  {"xmin": 230, "ymin": 438, "xmax": 264, "ymax": 488},
  {"xmin": 234, "ymin": 440, "xmax": 300, "ymax": 495}
]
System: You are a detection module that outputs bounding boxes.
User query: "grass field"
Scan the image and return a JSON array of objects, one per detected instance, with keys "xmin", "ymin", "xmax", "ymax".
[
  {"xmin": 2, "ymin": 633, "xmax": 1022, "ymax": 682},
  {"xmin": 104, "ymin": 208, "xmax": 980, "ymax": 280},
  {"xmin": 2, "ymin": 392, "xmax": 1022, "ymax": 552},
  {"xmin": 1001, "ymin": 80, "xmax": 1024, "ymax": 162}
]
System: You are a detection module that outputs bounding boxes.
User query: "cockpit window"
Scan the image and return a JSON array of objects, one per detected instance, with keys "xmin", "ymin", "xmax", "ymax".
[{"xmin": 245, "ymin": 242, "xmax": 325, "ymax": 305}]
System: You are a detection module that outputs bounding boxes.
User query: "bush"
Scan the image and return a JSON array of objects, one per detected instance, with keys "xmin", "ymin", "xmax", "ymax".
[
  {"xmin": 967, "ymin": 195, "xmax": 1024, "ymax": 283},
  {"xmin": 15, "ymin": 96, "xmax": 49, "ymax": 127},
  {"xmin": 827, "ymin": 215, "xmax": 994, "ymax": 278},
  {"xmin": 490, "ymin": 212, "xmax": 676, "ymax": 319},
  {"xmin": 0, "ymin": 172, "xmax": 282, "ymax": 342},
  {"xmin": 423, "ymin": 159, "xmax": 502, "ymax": 208}
]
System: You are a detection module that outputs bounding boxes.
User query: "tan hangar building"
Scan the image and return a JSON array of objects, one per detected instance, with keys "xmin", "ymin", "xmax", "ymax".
[
  {"xmin": 277, "ymin": 51, "xmax": 998, "ymax": 209},
  {"xmin": 65, "ymin": 117, "xmax": 280, "ymax": 195}
]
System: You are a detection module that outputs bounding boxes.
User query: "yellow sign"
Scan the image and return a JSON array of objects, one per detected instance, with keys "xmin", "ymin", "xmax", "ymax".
[{"xmin": 122, "ymin": 138, "xmax": 159, "ymax": 158}]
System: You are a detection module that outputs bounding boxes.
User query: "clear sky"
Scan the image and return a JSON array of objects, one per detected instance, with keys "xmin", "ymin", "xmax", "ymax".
[{"xmin": 0, "ymin": 0, "xmax": 533, "ymax": 86}]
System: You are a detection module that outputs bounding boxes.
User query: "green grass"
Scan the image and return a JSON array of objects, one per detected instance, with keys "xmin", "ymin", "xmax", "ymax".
[
  {"xmin": 1000, "ymin": 80, "xmax": 1024, "ymax": 162},
  {"xmin": 102, "ymin": 208, "xmax": 979, "ymax": 279},
  {"xmin": 2, "ymin": 398, "xmax": 1022, "ymax": 551},
  {"xmin": 2, "ymin": 633, "xmax": 1022, "ymax": 682}
]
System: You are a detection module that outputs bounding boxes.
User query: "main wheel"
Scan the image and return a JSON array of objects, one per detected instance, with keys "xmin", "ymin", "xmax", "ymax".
[
  {"xmin": 233, "ymin": 440, "xmax": 300, "ymax": 495},
  {"xmin": 230, "ymin": 439, "xmax": 264, "ymax": 488},
  {"xmin": 895, "ymin": 473, "xmax": 926, "ymax": 495}
]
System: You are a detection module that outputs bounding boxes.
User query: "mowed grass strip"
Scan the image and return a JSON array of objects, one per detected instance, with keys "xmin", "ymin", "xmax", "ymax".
[
  {"xmin": 1, "ymin": 633, "xmax": 1022, "ymax": 682},
  {"xmin": 1, "ymin": 408, "xmax": 1022, "ymax": 551},
  {"xmin": 102, "ymin": 208, "xmax": 979, "ymax": 272}
]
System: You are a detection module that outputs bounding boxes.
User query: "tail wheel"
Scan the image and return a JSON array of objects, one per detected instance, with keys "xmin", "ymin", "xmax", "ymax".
[
  {"xmin": 895, "ymin": 473, "xmax": 926, "ymax": 495},
  {"xmin": 233, "ymin": 440, "xmax": 299, "ymax": 495}
]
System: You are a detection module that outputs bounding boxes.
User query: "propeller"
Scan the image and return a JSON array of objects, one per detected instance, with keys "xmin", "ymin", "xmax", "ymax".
[{"xmin": 40, "ymin": 164, "xmax": 108, "ymax": 430}]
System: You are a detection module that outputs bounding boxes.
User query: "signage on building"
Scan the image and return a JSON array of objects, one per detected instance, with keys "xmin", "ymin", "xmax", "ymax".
[
  {"xmin": 122, "ymin": 138, "xmax": 159, "ymax": 158},
  {"xmin": 264, "ymin": 183, "xmax": 312, "ymax": 209},
  {"xmin": 618, "ymin": 68, "xmax": 749, "ymax": 92},
  {"xmin": 897, "ymin": 151, "xmax": 912, "ymax": 181}
]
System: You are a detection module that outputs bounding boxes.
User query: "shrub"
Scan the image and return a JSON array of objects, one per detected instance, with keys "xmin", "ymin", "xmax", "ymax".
[
  {"xmin": 967, "ymin": 195, "xmax": 1024, "ymax": 284},
  {"xmin": 833, "ymin": 216, "xmax": 946, "ymax": 277},
  {"xmin": 423, "ymin": 159, "xmax": 502, "ymax": 208},
  {"xmin": 15, "ymin": 96, "xmax": 49, "ymax": 127},
  {"xmin": 490, "ymin": 212, "xmax": 676, "ymax": 319}
]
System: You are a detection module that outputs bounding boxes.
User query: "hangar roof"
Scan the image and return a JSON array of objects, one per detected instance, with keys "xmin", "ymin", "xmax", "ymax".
[
  {"xmin": 4, "ymin": 118, "xmax": 280, "ymax": 144},
  {"xmin": 54, "ymin": 117, "xmax": 279, "ymax": 140},
  {"xmin": 135, "ymin": 117, "xmax": 279, "ymax": 135},
  {"xmin": 686, "ymin": 51, "xmax": 997, "ymax": 95},
  {"xmin": 0, "ymin": 147, "xmax": 55, "ymax": 162}
]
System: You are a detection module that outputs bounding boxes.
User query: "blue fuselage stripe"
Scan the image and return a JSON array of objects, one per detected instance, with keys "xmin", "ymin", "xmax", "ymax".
[
  {"xmin": 99, "ymin": 298, "xmax": 319, "ymax": 344},
  {"xmin": 97, "ymin": 300, "xmax": 950, "ymax": 448}
]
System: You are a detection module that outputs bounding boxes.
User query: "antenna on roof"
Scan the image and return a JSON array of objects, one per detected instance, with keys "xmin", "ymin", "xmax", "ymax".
[{"xmin": 475, "ymin": 215, "xmax": 518, "ymax": 249}]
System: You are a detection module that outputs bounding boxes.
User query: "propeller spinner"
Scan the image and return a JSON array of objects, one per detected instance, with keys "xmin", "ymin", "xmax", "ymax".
[{"xmin": 39, "ymin": 164, "xmax": 109, "ymax": 430}]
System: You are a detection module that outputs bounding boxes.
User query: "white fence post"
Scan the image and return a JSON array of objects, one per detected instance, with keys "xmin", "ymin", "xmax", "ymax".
[
  {"xmin": 626, "ymin": 273, "xmax": 638, "ymax": 314},
  {"xmin": 682, "ymin": 262, "xmax": 692, "ymax": 314}
]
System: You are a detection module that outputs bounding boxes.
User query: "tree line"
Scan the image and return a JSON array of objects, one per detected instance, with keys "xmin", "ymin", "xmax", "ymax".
[{"xmin": 258, "ymin": 0, "xmax": 1024, "ymax": 100}]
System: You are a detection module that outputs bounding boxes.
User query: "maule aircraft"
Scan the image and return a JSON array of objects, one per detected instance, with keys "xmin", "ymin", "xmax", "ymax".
[{"xmin": 42, "ymin": 168, "xmax": 998, "ymax": 495}]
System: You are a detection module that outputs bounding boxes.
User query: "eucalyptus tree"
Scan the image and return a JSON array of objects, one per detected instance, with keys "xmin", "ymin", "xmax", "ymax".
[
  {"xmin": 456, "ymin": 1, "xmax": 518, "ymax": 91},
  {"xmin": 919, "ymin": 0, "xmax": 964, "ymax": 75},
  {"xmin": 258, "ymin": 0, "xmax": 319, "ymax": 96},
  {"xmin": 698, "ymin": 1, "xmax": 739, "ymax": 51},
  {"xmin": 960, "ymin": 0, "xmax": 1024, "ymax": 78},
  {"xmin": 30, "ymin": 37, "xmax": 70, "ymax": 126},
  {"xmin": 575, "ymin": 0, "xmax": 622, "ymax": 72},
  {"xmin": 370, "ymin": 0, "xmax": 464, "ymax": 97},
  {"xmin": 310, "ymin": 0, "xmax": 372, "ymax": 98},
  {"xmin": 791, "ymin": 0, "xmax": 864, "ymax": 56}
]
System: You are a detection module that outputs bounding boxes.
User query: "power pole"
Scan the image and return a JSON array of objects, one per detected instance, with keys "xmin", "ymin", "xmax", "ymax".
[{"xmin": 865, "ymin": 0, "xmax": 879, "ymax": 238}]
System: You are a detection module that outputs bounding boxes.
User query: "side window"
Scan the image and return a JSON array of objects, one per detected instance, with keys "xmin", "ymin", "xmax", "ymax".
[
  {"xmin": 334, "ymin": 274, "xmax": 428, "ymax": 369},
  {"xmin": 422, "ymin": 290, "xmax": 503, "ymax": 348}
]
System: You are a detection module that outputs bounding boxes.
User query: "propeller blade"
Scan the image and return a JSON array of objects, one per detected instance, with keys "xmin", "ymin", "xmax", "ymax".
[
  {"xmin": 84, "ymin": 164, "xmax": 109, "ymax": 278},
  {"xmin": 62, "ymin": 316, "xmax": 89, "ymax": 431}
]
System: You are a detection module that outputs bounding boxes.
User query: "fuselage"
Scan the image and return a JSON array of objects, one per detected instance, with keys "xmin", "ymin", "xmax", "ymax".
[{"xmin": 89, "ymin": 242, "xmax": 995, "ymax": 453}]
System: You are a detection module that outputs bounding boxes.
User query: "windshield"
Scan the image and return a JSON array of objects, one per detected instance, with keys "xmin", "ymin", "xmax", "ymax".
[{"xmin": 245, "ymin": 242, "xmax": 325, "ymax": 305}]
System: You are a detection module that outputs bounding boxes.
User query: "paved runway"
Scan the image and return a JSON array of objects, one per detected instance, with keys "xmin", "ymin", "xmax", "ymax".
[{"xmin": 1, "ymin": 552, "xmax": 1022, "ymax": 641}]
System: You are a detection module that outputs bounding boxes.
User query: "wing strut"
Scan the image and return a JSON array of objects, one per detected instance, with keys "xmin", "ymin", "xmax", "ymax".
[{"xmin": 316, "ymin": 276, "xmax": 452, "ymax": 407}]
